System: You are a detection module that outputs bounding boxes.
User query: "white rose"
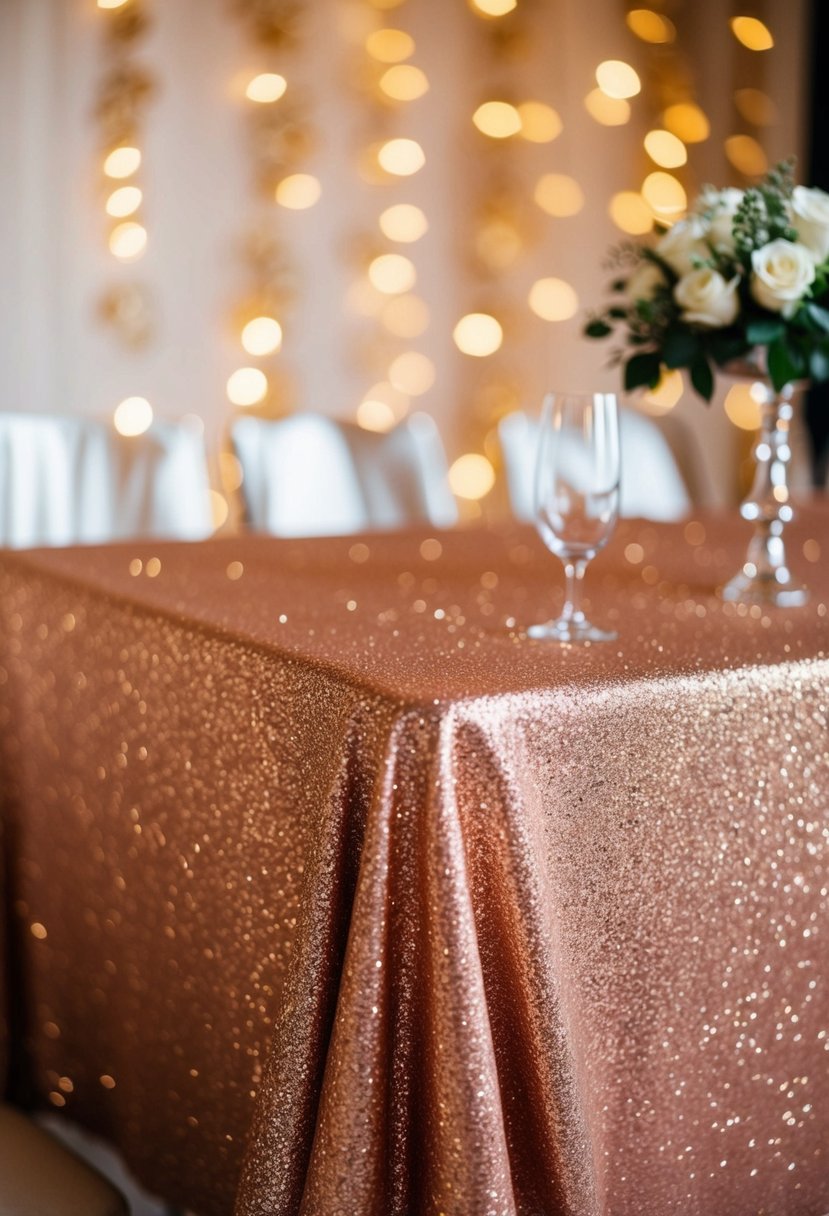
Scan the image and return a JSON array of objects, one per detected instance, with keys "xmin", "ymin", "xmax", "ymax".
[
  {"xmin": 706, "ymin": 188, "xmax": 744, "ymax": 256},
  {"xmin": 750, "ymin": 239, "xmax": 816, "ymax": 316},
  {"xmin": 791, "ymin": 185, "xmax": 829, "ymax": 262},
  {"xmin": 697, "ymin": 186, "xmax": 744, "ymax": 214},
  {"xmin": 656, "ymin": 217, "xmax": 709, "ymax": 276},
  {"xmin": 673, "ymin": 267, "xmax": 740, "ymax": 327},
  {"xmin": 627, "ymin": 259, "xmax": 664, "ymax": 302}
]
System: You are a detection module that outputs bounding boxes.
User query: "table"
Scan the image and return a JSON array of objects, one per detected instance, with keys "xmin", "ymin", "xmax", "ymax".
[{"xmin": 1, "ymin": 508, "xmax": 828, "ymax": 1216}]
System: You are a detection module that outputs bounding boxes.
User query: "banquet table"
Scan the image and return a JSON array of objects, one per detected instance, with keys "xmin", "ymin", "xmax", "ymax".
[{"xmin": 1, "ymin": 506, "xmax": 828, "ymax": 1216}]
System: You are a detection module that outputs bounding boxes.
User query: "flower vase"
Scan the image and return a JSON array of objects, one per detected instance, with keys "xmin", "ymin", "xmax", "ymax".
[{"xmin": 721, "ymin": 376, "xmax": 809, "ymax": 608}]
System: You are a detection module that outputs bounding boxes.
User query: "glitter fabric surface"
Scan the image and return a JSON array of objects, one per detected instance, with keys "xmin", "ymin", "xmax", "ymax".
[{"xmin": 0, "ymin": 506, "xmax": 828, "ymax": 1216}]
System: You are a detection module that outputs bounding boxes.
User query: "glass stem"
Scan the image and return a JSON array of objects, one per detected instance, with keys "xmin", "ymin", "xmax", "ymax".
[{"xmin": 562, "ymin": 558, "xmax": 588, "ymax": 624}]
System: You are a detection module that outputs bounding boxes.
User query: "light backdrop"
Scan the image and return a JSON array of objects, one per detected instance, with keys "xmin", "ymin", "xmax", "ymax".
[{"xmin": 0, "ymin": 0, "xmax": 809, "ymax": 522}]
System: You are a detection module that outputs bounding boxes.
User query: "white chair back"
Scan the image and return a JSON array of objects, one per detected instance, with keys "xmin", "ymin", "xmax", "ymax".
[
  {"xmin": 232, "ymin": 412, "xmax": 458, "ymax": 536},
  {"xmin": 498, "ymin": 407, "xmax": 691, "ymax": 523},
  {"xmin": 0, "ymin": 413, "xmax": 213, "ymax": 547}
]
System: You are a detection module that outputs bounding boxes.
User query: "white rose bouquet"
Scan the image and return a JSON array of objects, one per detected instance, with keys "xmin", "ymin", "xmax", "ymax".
[{"xmin": 585, "ymin": 161, "xmax": 829, "ymax": 399}]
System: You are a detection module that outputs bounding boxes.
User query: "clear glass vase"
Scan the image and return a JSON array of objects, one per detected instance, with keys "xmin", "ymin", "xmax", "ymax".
[{"xmin": 721, "ymin": 375, "xmax": 809, "ymax": 608}]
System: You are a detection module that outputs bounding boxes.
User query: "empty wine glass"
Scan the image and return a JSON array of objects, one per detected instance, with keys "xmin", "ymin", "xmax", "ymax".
[{"xmin": 528, "ymin": 391, "xmax": 620, "ymax": 642}]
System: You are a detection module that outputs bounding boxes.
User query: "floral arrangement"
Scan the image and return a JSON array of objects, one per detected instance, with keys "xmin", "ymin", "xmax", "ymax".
[{"xmin": 585, "ymin": 161, "xmax": 829, "ymax": 399}]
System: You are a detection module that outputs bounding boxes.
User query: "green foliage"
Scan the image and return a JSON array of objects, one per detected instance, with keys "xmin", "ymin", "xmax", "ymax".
[
  {"xmin": 623, "ymin": 352, "xmax": 661, "ymax": 391},
  {"xmin": 584, "ymin": 159, "xmax": 829, "ymax": 402}
]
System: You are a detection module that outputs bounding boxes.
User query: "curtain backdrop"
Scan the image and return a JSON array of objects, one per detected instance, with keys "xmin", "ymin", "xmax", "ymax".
[{"xmin": 0, "ymin": 0, "xmax": 808, "ymax": 511}]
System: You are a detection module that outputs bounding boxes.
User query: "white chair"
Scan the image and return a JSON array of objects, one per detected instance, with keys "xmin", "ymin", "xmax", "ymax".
[
  {"xmin": 0, "ymin": 414, "xmax": 213, "ymax": 547},
  {"xmin": 498, "ymin": 408, "xmax": 692, "ymax": 523},
  {"xmin": 231, "ymin": 412, "xmax": 458, "ymax": 536}
]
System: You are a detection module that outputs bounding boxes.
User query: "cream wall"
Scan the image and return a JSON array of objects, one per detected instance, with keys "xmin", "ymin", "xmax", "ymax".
[{"xmin": 0, "ymin": 0, "xmax": 809, "ymax": 512}]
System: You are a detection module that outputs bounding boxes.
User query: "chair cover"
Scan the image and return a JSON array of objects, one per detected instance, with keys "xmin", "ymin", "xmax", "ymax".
[
  {"xmin": 232, "ymin": 412, "xmax": 458, "ymax": 536},
  {"xmin": 0, "ymin": 414, "xmax": 213, "ymax": 547},
  {"xmin": 498, "ymin": 407, "xmax": 692, "ymax": 523}
]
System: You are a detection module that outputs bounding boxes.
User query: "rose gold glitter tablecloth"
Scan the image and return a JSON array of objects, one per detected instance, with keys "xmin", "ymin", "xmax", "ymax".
[{"xmin": 1, "ymin": 507, "xmax": 829, "ymax": 1216}]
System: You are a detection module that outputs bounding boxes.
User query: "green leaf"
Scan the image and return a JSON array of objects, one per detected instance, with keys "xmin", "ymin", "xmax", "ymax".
[
  {"xmin": 745, "ymin": 317, "xmax": 786, "ymax": 345},
  {"xmin": 767, "ymin": 336, "xmax": 801, "ymax": 390},
  {"xmin": 624, "ymin": 352, "xmax": 661, "ymax": 392},
  {"xmin": 690, "ymin": 353, "xmax": 714, "ymax": 401},
  {"xmin": 809, "ymin": 346, "xmax": 829, "ymax": 382},
  {"xmin": 641, "ymin": 248, "xmax": 678, "ymax": 283},
  {"xmin": 662, "ymin": 328, "xmax": 700, "ymax": 369},
  {"xmin": 585, "ymin": 319, "xmax": 612, "ymax": 338},
  {"xmin": 807, "ymin": 303, "xmax": 829, "ymax": 334},
  {"xmin": 708, "ymin": 333, "xmax": 752, "ymax": 367}
]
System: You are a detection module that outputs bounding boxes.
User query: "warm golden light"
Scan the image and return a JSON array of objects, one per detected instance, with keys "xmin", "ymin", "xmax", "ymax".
[
  {"xmin": 642, "ymin": 172, "xmax": 687, "ymax": 216},
  {"xmin": 377, "ymin": 138, "xmax": 425, "ymax": 175},
  {"xmin": 452, "ymin": 313, "xmax": 503, "ymax": 357},
  {"xmin": 97, "ymin": 0, "xmax": 129, "ymax": 8},
  {"xmin": 595, "ymin": 60, "xmax": 641, "ymax": 100},
  {"xmin": 642, "ymin": 369, "xmax": 683, "ymax": 414},
  {"xmin": 113, "ymin": 396, "xmax": 153, "ymax": 437},
  {"xmin": 365, "ymin": 28, "xmax": 415, "ymax": 62},
  {"xmin": 380, "ymin": 294, "xmax": 430, "ymax": 337},
  {"xmin": 103, "ymin": 146, "xmax": 141, "ymax": 179},
  {"xmin": 534, "ymin": 174, "xmax": 584, "ymax": 217},
  {"xmin": 363, "ymin": 380, "xmax": 410, "ymax": 415},
  {"xmin": 275, "ymin": 174, "xmax": 321, "ymax": 209},
  {"xmin": 734, "ymin": 88, "xmax": 777, "ymax": 126},
  {"xmin": 472, "ymin": 100, "xmax": 522, "ymax": 139},
  {"xmin": 517, "ymin": 101, "xmax": 562, "ymax": 143},
  {"xmin": 109, "ymin": 221, "xmax": 147, "ymax": 261},
  {"xmin": 105, "ymin": 186, "xmax": 142, "ymax": 218},
  {"xmin": 644, "ymin": 129, "xmax": 687, "ymax": 168},
  {"xmin": 368, "ymin": 253, "xmax": 417, "ymax": 294},
  {"xmin": 626, "ymin": 9, "xmax": 675, "ymax": 43},
  {"xmin": 724, "ymin": 382, "xmax": 766, "ymax": 430},
  {"xmin": 241, "ymin": 316, "xmax": 283, "ymax": 356},
  {"xmin": 388, "ymin": 351, "xmax": 435, "ymax": 395},
  {"xmin": 357, "ymin": 399, "xmax": 397, "ymax": 432},
  {"xmin": 207, "ymin": 488, "xmax": 227, "ymax": 527},
  {"xmin": 227, "ymin": 367, "xmax": 268, "ymax": 406},
  {"xmin": 378, "ymin": 65, "xmax": 430, "ymax": 101},
  {"xmin": 219, "ymin": 451, "xmax": 244, "ymax": 492},
  {"xmin": 379, "ymin": 203, "xmax": 428, "ymax": 242},
  {"xmin": 724, "ymin": 134, "xmax": 768, "ymax": 177},
  {"xmin": 210, "ymin": 490, "xmax": 230, "ymax": 529},
  {"xmin": 357, "ymin": 379, "xmax": 411, "ymax": 431},
  {"xmin": 245, "ymin": 73, "xmax": 287, "ymax": 103},
  {"xmin": 730, "ymin": 16, "xmax": 774, "ymax": 51},
  {"xmin": 662, "ymin": 102, "xmax": 710, "ymax": 143},
  {"xmin": 474, "ymin": 220, "xmax": 523, "ymax": 269},
  {"xmin": 469, "ymin": 0, "xmax": 517, "ymax": 14},
  {"xmin": 584, "ymin": 89, "xmax": 630, "ymax": 126},
  {"xmin": 448, "ymin": 453, "xmax": 496, "ymax": 500},
  {"xmin": 528, "ymin": 278, "xmax": 579, "ymax": 321},
  {"xmin": 609, "ymin": 191, "xmax": 653, "ymax": 235}
]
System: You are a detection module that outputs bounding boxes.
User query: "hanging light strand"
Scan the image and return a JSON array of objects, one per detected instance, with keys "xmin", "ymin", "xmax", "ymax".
[
  {"xmin": 346, "ymin": 0, "xmax": 434, "ymax": 434},
  {"xmin": 95, "ymin": 0, "xmax": 156, "ymax": 357},
  {"xmin": 226, "ymin": 0, "xmax": 317, "ymax": 425}
]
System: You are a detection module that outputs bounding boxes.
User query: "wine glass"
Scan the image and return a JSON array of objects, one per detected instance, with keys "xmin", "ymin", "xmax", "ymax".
[{"xmin": 528, "ymin": 391, "xmax": 620, "ymax": 642}]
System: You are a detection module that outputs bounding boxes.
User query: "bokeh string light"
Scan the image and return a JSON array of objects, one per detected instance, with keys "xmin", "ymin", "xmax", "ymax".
[
  {"xmin": 214, "ymin": 2, "xmax": 318, "ymax": 531},
  {"xmin": 346, "ymin": 0, "xmax": 432, "ymax": 435},
  {"xmin": 226, "ymin": 1, "xmax": 317, "ymax": 438},
  {"xmin": 95, "ymin": 0, "xmax": 156, "ymax": 436}
]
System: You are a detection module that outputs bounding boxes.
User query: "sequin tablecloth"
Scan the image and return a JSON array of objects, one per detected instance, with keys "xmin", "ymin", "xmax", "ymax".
[{"xmin": 1, "ymin": 507, "xmax": 829, "ymax": 1216}]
